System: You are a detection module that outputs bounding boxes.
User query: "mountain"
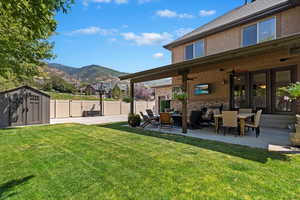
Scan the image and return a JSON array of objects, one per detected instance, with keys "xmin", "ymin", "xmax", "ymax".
[
  {"xmin": 44, "ymin": 64, "xmax": 79, "ymax": 84},
  {"xmin": 47, "ymin": 63, "xmax": 128, "ymax": 84},
  {"xmin": 46, "ymin": 63, "xmax": 171, "ymax": 88}
]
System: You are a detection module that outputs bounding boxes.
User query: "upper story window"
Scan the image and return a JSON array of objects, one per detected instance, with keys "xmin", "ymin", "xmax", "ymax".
[
  {"xmin": 242, "ymin": 17, "xmax": 276, "ymax": 47},
  {"xmin": 185, "ymin": 40, "xmax": 205, "ymax": 60}
]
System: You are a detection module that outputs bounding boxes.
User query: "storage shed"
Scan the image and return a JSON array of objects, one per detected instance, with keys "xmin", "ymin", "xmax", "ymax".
[{"xmin": 0, "ymin": 86, "xmax": 50, "ymax": 127}]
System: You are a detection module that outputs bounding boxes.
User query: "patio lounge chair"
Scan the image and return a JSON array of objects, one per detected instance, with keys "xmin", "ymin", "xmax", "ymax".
[
  {"xmin": 245, "ymin": 110, "xmax": 262, "ymax": 137},
  {"xmin": 146, "ymin": 109, "xmax": 159, "ymax": 121},
  {"xmin": 160, "ymin": 113, "xmax": 173, "ymax": 129},
  {"xmin": 222, "ymin": 111, "xmax": 239, "ymax": 136},
  {"xmin": 140, "ymin": 112, "xmax": 158, "ymax": 128}
]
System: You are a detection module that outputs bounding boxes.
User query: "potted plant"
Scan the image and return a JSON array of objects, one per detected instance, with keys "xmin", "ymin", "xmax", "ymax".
[
  {"xmin": 280, "ymin": 82, "xmax": 300, "ymax": 146},
  {"xmin": 128, "ymin": 113, "xmax": 141, "ymax": 127},
  {"xmin": 173, "ymin": 92, "xmax": 187, "ymax": 102}
]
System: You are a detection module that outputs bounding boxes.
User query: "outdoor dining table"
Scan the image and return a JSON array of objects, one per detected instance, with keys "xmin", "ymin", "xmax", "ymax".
[{"xmin": 214, "ymin": 113, "xmax": 255, "ymax": 136}]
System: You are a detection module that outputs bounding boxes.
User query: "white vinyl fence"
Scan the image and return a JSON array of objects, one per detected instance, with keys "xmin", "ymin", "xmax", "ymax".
[{"xmin": 50, "ymin": 100, "xmax": 155, "ymax": 119}]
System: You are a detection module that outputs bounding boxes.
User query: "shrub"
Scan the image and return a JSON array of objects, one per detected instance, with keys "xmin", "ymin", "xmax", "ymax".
[
  {"xmin": 280, "ymin": 82, "xmax": 300, "ymax": 100},
  {"xmin": 122, "ymin": 96, "xmax": 132, "ymax": 103},
  {"xmin": 128, "ymin": 113, "xmax": 141, "ymax": 127}
]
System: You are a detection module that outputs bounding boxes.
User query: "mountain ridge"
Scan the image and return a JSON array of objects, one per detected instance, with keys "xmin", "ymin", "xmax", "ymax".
[{"xmin": 47, "ymin": 63, "xmax": 128, "ymax": 84}]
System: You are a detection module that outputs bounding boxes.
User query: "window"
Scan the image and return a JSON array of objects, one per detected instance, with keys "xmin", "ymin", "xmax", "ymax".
[
  {"xmin": 243, "ymin": 24, "xmax": 257, "ymax": 47},
  {"xmin": 274, "ymin": 70, "xmax": 293, "ymax": 112},
  {"xmin": 195, "ymin": 40, "xmax": 205, "ymax": 58},
  {"xmin": 185, "ymin": 40, "xmax": 205, "ymax": 60},
  {"xmin": 230, "ymin": 66, "xmax": 296, "ymax": 114},
  {"xmin": 185, "ymin": 44, "xmax": 194, "ymax": 60},
  {"xmin": 242, "ymin": 17, "xmax": 276, "ymax": 47},
  {"xmin": 259, "ymin": 18, "xmax": 276, "ymax": 42}
]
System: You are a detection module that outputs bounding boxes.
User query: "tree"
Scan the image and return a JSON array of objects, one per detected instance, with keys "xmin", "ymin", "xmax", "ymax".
[
  {"xmin": 134, "ymin": 85, "xmax": 154, "ymax": 101},
  {"xmin": 0, "ymin": 0, "xmax": 74, "ymax": 84},
  {"xmin": 42, "ymin": 75, "xmax": 76, "ymax": 94},
  {"xmin": 112, "ymin": 85, "xmax": 121, "ymax": 99}
]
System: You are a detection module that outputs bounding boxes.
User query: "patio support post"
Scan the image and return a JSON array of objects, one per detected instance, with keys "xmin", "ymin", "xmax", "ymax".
[
  {"xmin": 130, "ymin": 81, "xmax": 134, "ymax": 115},
  {"xmin": 181, "ymin": 71, "xmax": 188, "ymax": 134}
]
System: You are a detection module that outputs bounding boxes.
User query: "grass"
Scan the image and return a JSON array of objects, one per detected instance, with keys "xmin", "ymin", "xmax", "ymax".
[
  {"xmin": 46, "ymin": 91, "xmax": 114, "ymax": 101},
  {"xmin": 0, "ymin": 123, "xmax": 299, "ymax": 200}
]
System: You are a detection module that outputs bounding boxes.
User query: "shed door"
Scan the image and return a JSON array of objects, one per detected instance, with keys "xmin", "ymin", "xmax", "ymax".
[
  {"xmin": 10, "ymin": 93, "xmax": 26, "ymax": 126},
  {"xmin": 26, "ymin": 93, "xmax": 42, "ymax": 125}
]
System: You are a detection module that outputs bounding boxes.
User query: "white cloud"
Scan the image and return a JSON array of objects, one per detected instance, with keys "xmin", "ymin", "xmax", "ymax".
[
  {"xmin": 174, "ymin": 28, "xmax": 193, "ymax": 37},
  {"xmin": 121, "ymin": 32, "xmax": 173, "ymax": 45},
  {"xmin": 69, "ymin": 26, "xmax": 118, "ymax": 36},
  {"xmin": 153, "ymin": 53, "xmax": 164, "ymax": 59},
  {"xmin": 157, "ymin": 9, "xmax": 177, "ymax": 18},
  {"xmin": 156, "ymin": 9, "xmax": 194, "ymax": 19},
  {"xmin": 199, "ymin": 9, "xmax": 216, "ymax": 17}
]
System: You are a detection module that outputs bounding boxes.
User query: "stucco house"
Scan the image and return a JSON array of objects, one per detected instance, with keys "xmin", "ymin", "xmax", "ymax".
[{"xmin": 121, "ymin": 0, "xmax": 300, "ymax": 133}]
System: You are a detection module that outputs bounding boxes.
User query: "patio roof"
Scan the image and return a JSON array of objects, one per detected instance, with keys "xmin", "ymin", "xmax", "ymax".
[{"xmin": 120, "ymin": 33, "xmax": 300, "ymax": 83}]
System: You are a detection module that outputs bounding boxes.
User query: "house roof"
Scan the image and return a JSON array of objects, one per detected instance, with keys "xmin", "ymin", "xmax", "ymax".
[
  {"xmin": 164, "ymin": 0, "xmax": 298, "ymax": 49},
  {"xmin": 120, "ymin": 33, "xmax": 300, "ymax": 83}
]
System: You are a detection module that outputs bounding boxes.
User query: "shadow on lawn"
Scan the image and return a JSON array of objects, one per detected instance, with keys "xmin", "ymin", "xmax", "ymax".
[
  {"xmin": 0, "ymin": 175, "xmax": 34, "ymax": 199},
  {"xmin": 99, "ymin": 123, "xmax": 289, "ymax": 163}
]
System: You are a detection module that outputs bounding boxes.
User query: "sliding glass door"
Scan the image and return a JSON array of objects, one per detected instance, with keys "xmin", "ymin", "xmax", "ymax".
[
  {"xmin": 232, "ymin": 73, "xmax": 249, "ymax": 110},
  {"xmin": 251, "ymin": 72, "xmax": 268, "ymax": 113},
  {"xmin": 272, "ymin": 69, "xmax": 294, "ymax": 113},
  {"xmin": 231, "ymin": 66, "xmax": 296, "ymax": 114}
]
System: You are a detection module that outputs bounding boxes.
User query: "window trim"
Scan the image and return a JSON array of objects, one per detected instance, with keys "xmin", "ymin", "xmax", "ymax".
[
  {"xmin": 184, "ymin": 40, "xmax": 205, "ymax": 61},
  {"xmin": 241, "ymin": 16, "xmax": 277, "ymax": 47}
]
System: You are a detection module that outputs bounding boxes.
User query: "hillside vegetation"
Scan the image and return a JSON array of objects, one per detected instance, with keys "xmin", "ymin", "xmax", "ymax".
[{"xmin": 46, "ymin": 91, "xmax": 113, "ymax": 101}]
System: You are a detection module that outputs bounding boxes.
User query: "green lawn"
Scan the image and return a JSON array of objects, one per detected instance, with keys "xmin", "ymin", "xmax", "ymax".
[{"xmin": 0, "ymin": 123, "xmax": 299, "ymax": 200}]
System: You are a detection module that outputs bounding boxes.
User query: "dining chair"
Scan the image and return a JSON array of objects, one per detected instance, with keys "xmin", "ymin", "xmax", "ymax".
[
  {"xmin": 239, "ymin": 108, "xmax": 253, "ymax": 114},
  {"xmin": 222, "ymin": 111, "xmax": 238, "ymax": 136},
  {"xmin": 159, "ymin": 112, "xmax": 173, "ymax": 129},
  {"xmin": 210, "ymin": 109, "xmax": 221, "ymax": 127},
  {"xmin": 245, "ymin": 110, "xmax": 262, "ymax": 137}
]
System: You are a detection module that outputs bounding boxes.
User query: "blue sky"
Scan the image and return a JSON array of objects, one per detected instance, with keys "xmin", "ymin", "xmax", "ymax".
[{"xmin": 50, "ymin": 0, "xmax": 244, "ymax": 73}]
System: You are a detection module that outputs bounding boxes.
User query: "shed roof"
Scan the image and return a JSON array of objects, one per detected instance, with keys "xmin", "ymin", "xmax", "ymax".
[
  {"xmin": 0, "ymin": 86, "xmax": 50, "ymax": 97},
  {"xmin": 164, "ymin": 0, "xmax": 298, "ymax": 49}
]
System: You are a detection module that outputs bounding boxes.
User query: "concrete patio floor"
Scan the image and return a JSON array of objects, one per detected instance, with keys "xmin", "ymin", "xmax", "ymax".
[{"xmin": 145, "ymin": 125, "xmax": 300, "ymax": 153}]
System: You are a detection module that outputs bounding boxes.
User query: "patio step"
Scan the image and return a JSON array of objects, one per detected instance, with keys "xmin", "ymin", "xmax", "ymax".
[{"xmin": 261, "ymin": 114, "xmax": 295, "ymax": 129}]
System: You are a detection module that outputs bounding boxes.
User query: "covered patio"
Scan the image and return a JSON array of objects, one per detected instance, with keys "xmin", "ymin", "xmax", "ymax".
[{"xmin": 120, "ymin": 33, "xmax": 300, "ymax": 134}]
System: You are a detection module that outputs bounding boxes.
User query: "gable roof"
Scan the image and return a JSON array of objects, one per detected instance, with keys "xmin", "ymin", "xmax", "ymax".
[
  {"xmin": 164, "ymin": 0, "xmax": 298, "ymax": 49},
  {"xmin": 0, "ymin": 85, "xmax": 50, "ymax": 97}
]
